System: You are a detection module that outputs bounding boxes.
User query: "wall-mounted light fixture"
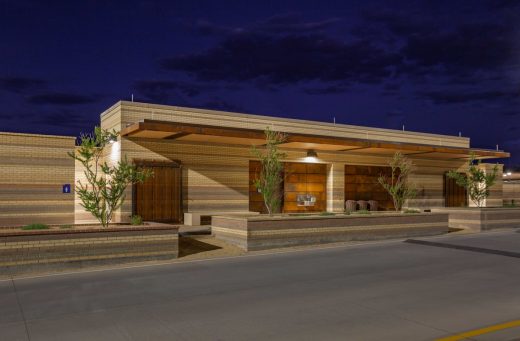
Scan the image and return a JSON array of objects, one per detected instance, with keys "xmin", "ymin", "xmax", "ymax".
[
  {"xmin": 304, "ymin": 149, "xmax": 318, "ymax": 163},
  {"xmin": 307, "ymin": 149, "xmax": 318, "ymax": 158}
]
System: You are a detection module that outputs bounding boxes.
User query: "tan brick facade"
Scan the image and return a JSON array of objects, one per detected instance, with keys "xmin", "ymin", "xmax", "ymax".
[
  {"xmin": 0, "ymin": 101, "xmax": 509, "ymax": 226},
  {"xmin": 0, "ymin": 132, "xmax": 75, "ymax": 226},
  {"xmin": 96, "ymin": 101, "xmax": 504, "ymax": 222}
]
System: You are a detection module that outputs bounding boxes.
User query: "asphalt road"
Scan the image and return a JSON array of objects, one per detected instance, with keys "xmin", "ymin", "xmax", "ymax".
[{"xmin": 2, "ymin": 230, "xmax": 520, "ymax": 341}]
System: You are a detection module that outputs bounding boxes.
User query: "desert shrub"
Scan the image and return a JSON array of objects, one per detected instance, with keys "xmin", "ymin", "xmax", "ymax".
[
  {"xmin": 446, "ymin": 154, "xmax": 498, "ymax": 208},
  {"xmin": 319, "ymin": 211, "xmax": 335, "ymax": 216},
  {"xmin": 131, "ymin": 215, "xmax": 143, "ymax": 225},
  {"xmin": 404, "ymin": 209, "xmax": 421, "ymax": 214},
  {"xmin": 378, "ymin": 152, "xmax": 417, "ymax": 211},
  {"xmin": 22, "ymin": 223, "xmax": 50, "ymax": 230},
  {"xmin": 70, "ymin": 127, "xmax": 152, "ymax": 227},
  {"xmin": 251, "ymin": 127, "xmax": 287, "ymax": 215}
]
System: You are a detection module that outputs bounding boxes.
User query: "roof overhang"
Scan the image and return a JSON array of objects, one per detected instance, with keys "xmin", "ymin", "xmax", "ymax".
[{"xmin": 120, "ymin": 119, "xmax": 510, "ymax": 160}]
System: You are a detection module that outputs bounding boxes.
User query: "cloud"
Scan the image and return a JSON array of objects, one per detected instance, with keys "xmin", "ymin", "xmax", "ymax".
[
  {"xmin": 400, "ymin": 23, "xmax": 515, "ymax": 78},
  {"xmin": 187, "ymin": 19, "xmax": 244, "ymax": 36},
  {"xmin": 486, "ymin": 0, "xmax": 520, "ymax": 9},
  {"xmin": 303, "ymin": 84, "xmax": 350, "ymax": 95},
  {"xmin": 419, "ymin": 89, "xmax": 518, "ymax": 104},
  {"xmin": 28, "ymin": 109, "xmax": 93, "ymax": 127},
  {"xmin": 0, "ymin": 77, "xmax": 46, "ymax": 94},
  {"xmin": 186, "ymin": 13, "xmax": 340, "ymax": 37},
  {"xmin": 359, "ymin": 8, "xmax": 433, "ymax": 37},
  {"xmin": 27, "ymin": 93, "xmax": 97, "ymax": 105},
  {"xmin": 202, "ymin": 98, "xmax": 244, "ymax": 112},
  {"xmin": 386, "ymin": 110, "xmax": 404, "ymax": 118},
  {"xmin": 133, "ymin": 79, "xmax": 219, "ymax": 104},
  {"xmin": 255, "ymin": 13, "xmax": 341, "ymax": 34},
  {"xmin": 160, "ymin": 33, "xmax": 401, "ymax": 85}
]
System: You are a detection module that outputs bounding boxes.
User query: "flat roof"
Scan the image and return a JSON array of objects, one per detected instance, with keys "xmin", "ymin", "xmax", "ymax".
[{"xmin": 109, "ymin": 100, "xmax": 470, "ymax": 143}]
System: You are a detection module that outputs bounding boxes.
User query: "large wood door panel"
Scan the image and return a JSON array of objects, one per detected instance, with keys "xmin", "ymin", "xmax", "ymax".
[
  {"xmin": 134, "ymin": 161, "xmax": 182, "ymax": 223},
  {"xmin": 444, "ymin": 173, "xmax": 467, "ymax": 207},
  {"xmin": 344, "ymin": 165, "xmax": 393, "ymax": 210}
]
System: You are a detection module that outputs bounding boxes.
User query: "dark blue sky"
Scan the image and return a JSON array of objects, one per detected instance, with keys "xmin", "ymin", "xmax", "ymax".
[{"xmin": 1, "ymin": 0, "xmax": 519, "ymax": 165}]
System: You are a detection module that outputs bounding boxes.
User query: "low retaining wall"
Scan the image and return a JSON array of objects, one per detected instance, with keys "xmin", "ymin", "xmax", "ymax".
[
  {"xmin": 0, "ymin": 224, "xmax": 179, "ymax": 276},
  {"xmin": 212, "ymin": 213, "xmax": 449, "ymax": 251},
  {"xmin": 431, "ymin": 208, "xmax": 520, "ymax": 231}
]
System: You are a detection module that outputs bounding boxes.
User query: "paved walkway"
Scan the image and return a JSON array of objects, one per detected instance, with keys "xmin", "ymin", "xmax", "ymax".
[{"xmin": 2, "ymin": 229, "xmax": 520, "ymax": 340}]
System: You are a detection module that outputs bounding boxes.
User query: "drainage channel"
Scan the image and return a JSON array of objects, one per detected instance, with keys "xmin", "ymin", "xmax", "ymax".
[{"xmin": 404, "ymin": 239, "xmax": 520, "ymax": 259}]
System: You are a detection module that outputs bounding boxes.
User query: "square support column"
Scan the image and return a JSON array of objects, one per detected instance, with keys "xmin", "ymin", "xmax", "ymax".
[
  {"xmin": 327, "ymin": 163, "xmax": 345, "ymax": 212},
  {"xmin": 479, "ymin": 163, "xmax": 503, "ymax": 207}
]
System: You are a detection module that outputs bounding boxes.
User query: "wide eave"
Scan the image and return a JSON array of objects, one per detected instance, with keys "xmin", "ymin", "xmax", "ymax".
[{"xmin": 121, "ymin": 119, "xmax": 509, "ymax": 160}]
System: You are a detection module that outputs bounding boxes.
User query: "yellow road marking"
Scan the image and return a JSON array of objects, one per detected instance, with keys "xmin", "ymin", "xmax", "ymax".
[{"xmin": 437, "ymin": 319, "xmax": 520, "ymax": 340}]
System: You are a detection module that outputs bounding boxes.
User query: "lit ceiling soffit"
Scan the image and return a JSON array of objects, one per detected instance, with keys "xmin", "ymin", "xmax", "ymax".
[{"xmin": 120, "ymin": 119, "xmax": 510, "ymax": 160}]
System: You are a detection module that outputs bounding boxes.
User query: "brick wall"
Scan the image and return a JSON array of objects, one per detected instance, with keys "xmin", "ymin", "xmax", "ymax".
[
  {"xmin": 503, "ymin": 182, "xmax": 520, "ymax": 205},
  {"xmin": 0, "ymin": 225, "xmax": 179, "ymax": 276},
  {"xmin": 0, "ymin": 132, "xmax": 75, "ymax": 226}
]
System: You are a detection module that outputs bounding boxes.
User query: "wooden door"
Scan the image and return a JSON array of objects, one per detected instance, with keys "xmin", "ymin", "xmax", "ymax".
[
  {"xmin": 444, "ymin": 173, "xmax": 467, "ymax": 207},
  {"xmin": 134, "ymin": 161, "xmax": 182, "ymax": 222}
]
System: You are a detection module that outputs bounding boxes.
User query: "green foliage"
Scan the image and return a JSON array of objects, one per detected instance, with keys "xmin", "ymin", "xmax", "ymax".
[
  {"xmin": 378, "ymin": 152, "xmax": 417, "ymax": 211},
  {"xmin": 446, "ymin": 154, "xmax": 498, "ymax": 208},
  {"xmin": 131, "ymin": 215, "xmax": 143, "ymax": 225},
  {"xmin": 60, "ymin": 225, "xmax": 73, "ymax": 229},
  {"xmin": 503, "ymin": 199, "xmax": 516, "ymax": 208},
  {"xmin": 354, "ymin": 209, "xmax": 371, "ymax": 215},
  {"xmin": 252, "ymin": 127, "xmax": 287, "ymax": 215},
  {"xmin": 319, "ymin": 211, "xmax": 335, "ymax": 216},
  {"xmin": 69, "ymin": 127, "xmax": 153, "ymax": 228},
  {"xmin": 22, "ymin": 223, "xmax": 50, "ymax": 230},
  {"xmin": 404, "ymin": 209, "xmax": 421, "ymax": 214}
]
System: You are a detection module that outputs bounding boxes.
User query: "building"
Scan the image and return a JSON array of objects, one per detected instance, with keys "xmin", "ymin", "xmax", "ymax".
[{"xmin": 0, "ymin": 101, "xmax": 512, "ymax": 227}]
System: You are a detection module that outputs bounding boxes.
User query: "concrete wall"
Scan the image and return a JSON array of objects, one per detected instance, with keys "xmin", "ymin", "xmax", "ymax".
[{"xmin": 0, "ymin": 132, "xmax": 75, "ymax": 226}]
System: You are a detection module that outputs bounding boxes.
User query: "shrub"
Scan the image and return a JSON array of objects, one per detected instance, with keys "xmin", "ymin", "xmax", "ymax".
[
  {"xmin": 131, "ymin": 215, "xmax": 143, "ymax": 225},
  {"xmin": 251, "ymin": 127, "xmax": 287, "ymax": 216},
  {"xmin": 378, "ymin": 152, "xmax": 417, "ymax": 211},
  {"xmin": 69, "ymin": 127, "xmax": 152, "ymax": 228},
  {"xmin": 22, "ymin": 223, "xmax": 50, "ymax": 230},
  {"xmin": 354, "ymin": 209, "xmax": 371, "ymax": 215},
  {"xmin": 504, "ymin": 200, "xmax": 517, "ymax": 208},
  {"xmin": 446, "ymin": 153, "xmax": 498, "ymax": 208},
  {"xmin": 319, "ymin": 211, "xmax": 335, "ymax": 216},
  {"xmin": 60, "ymin": 225, "xmax": 73, "ymax": 229}
]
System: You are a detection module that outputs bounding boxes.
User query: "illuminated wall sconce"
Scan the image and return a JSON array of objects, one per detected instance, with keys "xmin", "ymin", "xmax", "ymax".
[
  {"xmin": 304, "ymin": 149, "xmax": 318, "ymax": 163},
  {"xmin": 307, "ymin": 149, "xmax": 318, "ymax": 158}
]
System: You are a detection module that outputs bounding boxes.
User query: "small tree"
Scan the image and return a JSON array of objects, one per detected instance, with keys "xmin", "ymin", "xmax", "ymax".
[
  {"xmin": 378, "ymin": 152, "xmax": 417, "ymax": 211},
  {"xmin": 69, "ymin": 127, "xmax": 152, "ymax": 227},
  {"xmin": 252, "ymin": 127, "xmax": 287, "ymax": 215},
  {"xmin": 446, "ymin": 154, "xmax": 498, "ymax": 207}
]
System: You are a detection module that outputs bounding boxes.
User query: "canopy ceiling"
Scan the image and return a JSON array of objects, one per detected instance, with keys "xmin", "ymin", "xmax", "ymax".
[{"xmin": 121, "ymin": 119, "xmax": 509, "ymax": 160}]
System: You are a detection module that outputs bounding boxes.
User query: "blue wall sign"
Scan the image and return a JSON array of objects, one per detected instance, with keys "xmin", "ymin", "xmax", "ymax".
[{"xmin": 62, "ymin": 184, "xmax": 71, "ymax": 194}]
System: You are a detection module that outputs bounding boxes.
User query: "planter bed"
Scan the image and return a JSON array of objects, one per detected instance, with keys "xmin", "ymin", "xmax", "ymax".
[
  {"xmin": 212, "ymin": 212, "xmax": 449, "ymax": 251},
  {"xmin": 431, "ymin": 207, "xmax": 520, "ymax": 232},
  {"xmin": 0, "ymin": 223, "xmax": 179, "ymax": 277}
]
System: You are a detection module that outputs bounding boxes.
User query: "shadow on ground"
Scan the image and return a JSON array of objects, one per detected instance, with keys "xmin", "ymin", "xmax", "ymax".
[{"xmin": 179, "ymin": 236, "xmax": 222, "ymax": 257}]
